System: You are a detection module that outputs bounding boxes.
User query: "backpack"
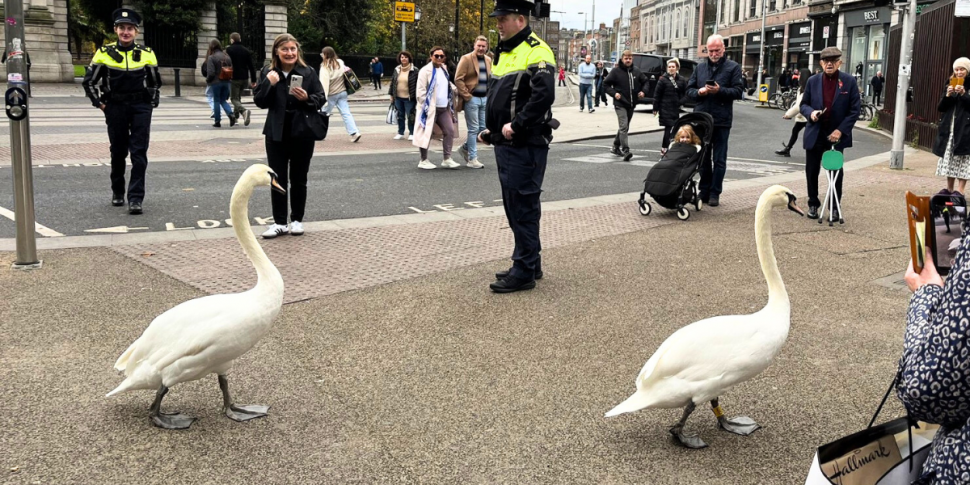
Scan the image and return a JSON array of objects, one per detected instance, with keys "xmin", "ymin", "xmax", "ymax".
[{"xmin": 218, "ymin": 55, "xmax": 233, "ymax": 81}]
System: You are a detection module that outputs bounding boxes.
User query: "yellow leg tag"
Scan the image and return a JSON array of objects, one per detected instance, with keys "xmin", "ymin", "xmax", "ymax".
[{"xmin": 712, "ymin": 405, "xmax": 725, "ymax": 418}]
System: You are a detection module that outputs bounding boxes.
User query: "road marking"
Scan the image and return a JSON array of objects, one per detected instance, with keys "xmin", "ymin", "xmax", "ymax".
[
  {"xmin": 0, "ymin": 205, "xmax": 65, "ymax": 237},
  {"xmin": 85, "ymin": 226, "xmax": 148, "ymax": 234}
]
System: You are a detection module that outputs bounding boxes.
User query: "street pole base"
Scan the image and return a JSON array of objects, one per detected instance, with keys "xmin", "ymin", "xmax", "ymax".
[
  {"xmin": 11, "ymin": 260, "xmax": 42, "ymax": 270},
  {"xmin": 889, "ymin": 150, "xmax": 904, "ymax": 170}
]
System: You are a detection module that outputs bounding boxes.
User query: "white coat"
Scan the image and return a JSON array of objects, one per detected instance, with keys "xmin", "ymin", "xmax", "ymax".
[{"xmin": 412, "ymin": 63, "xmax": 457, "ymax": 150}]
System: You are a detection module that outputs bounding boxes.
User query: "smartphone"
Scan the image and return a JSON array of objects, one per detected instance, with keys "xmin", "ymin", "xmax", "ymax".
[
  {"xmin": 289, "ymin": 74, "xmax": 303, "ymax": 94},
  {"xmin": 705, "ymin": 79, "xmax": 717, "ymax": 87},
  {"xmin": 929, "ymin": 194, "xmax": 967, "ymax": 275},
  {"xmin": 950, "ymin": 76, "xmax": 965, "ymax": 87}
]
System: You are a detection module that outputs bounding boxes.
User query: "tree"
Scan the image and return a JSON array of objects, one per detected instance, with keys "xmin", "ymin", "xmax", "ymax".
[{"xmin": 134, "ymin": 0, "xmax": 208, "ymax": 32}]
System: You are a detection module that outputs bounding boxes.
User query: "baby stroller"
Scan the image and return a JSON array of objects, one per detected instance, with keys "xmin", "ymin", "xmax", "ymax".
[{"xmin": 637, "ymin": 112, "xmax": 714, "ymax": 221}]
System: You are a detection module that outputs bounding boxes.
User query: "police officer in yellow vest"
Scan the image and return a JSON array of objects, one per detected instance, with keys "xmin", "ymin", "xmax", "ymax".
[
  {"xmin": 82, "ymin": 8, "xmax": 161, "ymax": 215},
  {"xmin": 479, "ymin": 0, "xmax": 557, "ymax": 293}
]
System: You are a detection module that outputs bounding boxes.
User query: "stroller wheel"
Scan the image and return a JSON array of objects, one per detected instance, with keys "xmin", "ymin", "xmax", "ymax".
[
  {"xmin": 676, "ymin": 208, "xmax": 690, "ymax": 221},
  {"xmin": 695, "ymin": 199, "xmax": 703, "ymax": 211},
  {"xmin": 638, "ymin": 200, "xmax": 652, "ymax": 216}
]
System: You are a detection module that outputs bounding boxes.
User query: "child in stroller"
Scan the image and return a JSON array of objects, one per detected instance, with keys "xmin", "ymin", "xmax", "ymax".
[{"xmin": 637, "ymin": 112, "xmax": 713, "ymax": 221}]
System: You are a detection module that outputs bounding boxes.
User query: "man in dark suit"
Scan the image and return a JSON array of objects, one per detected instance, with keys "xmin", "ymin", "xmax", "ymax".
[
  {"xmin": 870, "ymin": 71, "xmax": 884, "ymax": 106},
  {"xmin": 799, "ymin": 46, "xmax": 861, "ymax": 220}
]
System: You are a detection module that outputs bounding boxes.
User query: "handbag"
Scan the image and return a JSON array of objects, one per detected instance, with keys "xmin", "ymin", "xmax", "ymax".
[
  {"xmin": 386, "ymin": 103, "xmax": 397, "ymax": 125},
  {"xmin": 343, "ymin": 67, "xmax": 362, "ymax": 95},
  {"xmin": 291, "ymin": 109, "xmax": 329, "ymax": 141},
  {"xmin": 803, "ymin": 375, "xmax": 939, "ymax": 485},
  {"xmin": 218, "ymin": 58, "xmax": 233, "ymax": 81}
]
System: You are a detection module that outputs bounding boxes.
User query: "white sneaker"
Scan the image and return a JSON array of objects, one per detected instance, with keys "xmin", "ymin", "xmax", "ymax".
[
  {"xmin": 466, "ymin": 159, "xmax": 484, "ymax": 169},
  {"xmin": 393, "ymin": 134, "xmax": 404, "ymax": 140},
  {"xmin": 407, "ymin": 134, "xmax": 414, "ymax": 141},
  {"xmin": 458, "ymin": 144, "xmax": 470, "ymax": 162},
  {"xmin": 418, "ymin": 160, "xmax": 436, "ymax": 170},
  {"xmin": 261, "ymin": 224, "xmax": 289, "ymax": 239},
  {"xmin": 350, "ymin": 133, "xmax": 361, "ymax": 142},
  {"xmin": 288, "ymin": 220, "xmax": 304, "ymax": 236},
  {"xmin": 441, "ymin": 158, "xmax": 460, "ymax": 169}
]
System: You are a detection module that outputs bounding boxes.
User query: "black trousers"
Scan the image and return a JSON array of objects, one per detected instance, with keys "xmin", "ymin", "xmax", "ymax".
[
  {"xmin": 661, "ymin": 124, "xmax": 675, "ymax": 149},
  {"xmin": 594, "ymin": 83, "xmax": 608, "ymax": 106},
  {"xmin": 805, "ymin": 138, "xmax": 844, "ymax": 208},
  {"xmin": 265, "ymin": 136, "xmax": 315, "ymax": 224},
  {"xmin": 495, "ymin": 144, "xmax": 548, "ymax": 280},
  {"xmin": 372, "ymin": 74, "xmax": 382, "ymax": 90},
  {"xmin": 105, "ymin": 101, "xmax": 153, "ymax": 203},
  {"xmin": 873, "ymin": 90, "xmax": 881, "ymax": 105},
  {"xmin": 786, "ymin": 122, "xmax": 806, "ymax": 149}
]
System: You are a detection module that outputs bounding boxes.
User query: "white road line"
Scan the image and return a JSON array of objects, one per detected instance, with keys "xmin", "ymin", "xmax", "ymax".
[{"xmin": 0, "ymin": 205, "xmax": 65, "ymax": 237}]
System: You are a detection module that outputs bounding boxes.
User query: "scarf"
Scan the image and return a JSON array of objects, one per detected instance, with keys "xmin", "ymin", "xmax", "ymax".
[{"xmin": 419, "ymin": 66, "xmax": 446, "ymax": 129}]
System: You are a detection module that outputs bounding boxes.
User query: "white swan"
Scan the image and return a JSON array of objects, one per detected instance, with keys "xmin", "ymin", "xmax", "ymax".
[
  {"xmin": 107, "ymin": 164, "xmax": 286, "ymax": 429},
  {"xmin": 605, "ymin": 185, "xmax": 804, "ymax": 448}
]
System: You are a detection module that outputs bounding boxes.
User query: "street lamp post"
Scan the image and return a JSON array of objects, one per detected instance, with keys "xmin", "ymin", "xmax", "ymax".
[{"xmin": 754, "ymin": 0, "xmax": 768, "ymax": 99}]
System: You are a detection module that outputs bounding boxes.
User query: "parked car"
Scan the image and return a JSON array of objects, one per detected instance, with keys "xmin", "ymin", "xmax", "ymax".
[{"xmin": 630, "ymin": 53, "xmax": 697, "ymax": 109}]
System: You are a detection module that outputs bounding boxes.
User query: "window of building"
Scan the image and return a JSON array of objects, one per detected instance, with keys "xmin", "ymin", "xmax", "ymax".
[
  {"xmin": 868, "ymin": 24, "xmax": 885, "ymax": 60},
  {"xmin": 735, "ymin": 0, "xmax": 741, "ymax": 22},
  {"xmin": 749, "ymin": 0, "xmax": 756, "ymax": 18},
  {"xmin": 686, "ymin": 8, "xmax": 691, "ymax": 36},
  {"xmin": 769, "ymin": 0, "xmax": 776, "ymax": 11}
]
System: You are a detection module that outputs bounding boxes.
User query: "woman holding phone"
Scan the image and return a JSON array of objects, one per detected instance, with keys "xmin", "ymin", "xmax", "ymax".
[
  {"xmin": 254, "ymin": 33, "xmax": 326, "ymax": 239},
  {"xmin": 934, "ymin": 57, "xmax": 970, "ymax": 197}
]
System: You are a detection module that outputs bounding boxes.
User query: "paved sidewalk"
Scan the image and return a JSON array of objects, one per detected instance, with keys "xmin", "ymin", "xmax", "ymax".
[{"xmin": 0, "ymin": 147, "xmax": 940, "ymax": 483}]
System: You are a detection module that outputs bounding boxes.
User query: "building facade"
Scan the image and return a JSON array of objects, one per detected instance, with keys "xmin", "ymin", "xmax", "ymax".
[{"xmin": 639, "ymin": 0, "xmax": 699, "ymax": 61}]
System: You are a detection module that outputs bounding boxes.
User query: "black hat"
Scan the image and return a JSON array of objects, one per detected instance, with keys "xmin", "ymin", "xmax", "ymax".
[
  {"xmin": 112, "ymin": 8, "xmax": 141, "ymax": 27},
  {"xmin": 489, "ymin": 0, "xmax": 535, "ymax": 17}
]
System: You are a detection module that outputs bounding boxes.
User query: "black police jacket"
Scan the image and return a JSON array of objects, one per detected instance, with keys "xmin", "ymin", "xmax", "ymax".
[
  {"xmin": 485, "ymin": 26, "xmax": 557, "ymax": 147},
  {"xmin": 82, "ymin": 42, "xmax": 161, "ymax": 108},
  {"xmin": 253, "ymin": 64, "xmax": 327, "ymax": 142}
]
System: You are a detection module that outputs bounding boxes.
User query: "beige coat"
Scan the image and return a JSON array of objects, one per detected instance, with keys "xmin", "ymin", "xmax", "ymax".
[
  {"xmin": 454, "ymin": 52, "xmax": 492, "ymax": 112},
  {"xmin": 412, "ymin": 63, "xmax": 457, "ymax": 150}
]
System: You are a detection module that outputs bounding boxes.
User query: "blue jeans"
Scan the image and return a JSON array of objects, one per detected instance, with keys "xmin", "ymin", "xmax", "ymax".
[
  {"xmin": 579, "ymin": 83, "xmax": 593, "ymax": 110},
  {"xmin": 462, "ymin": 96, "xmax": 487, "ymax": 161},
  {"xmin": 323, "ymin": 90, "xmax": 359, "ymax": 135},
  {"xmin": 700, "ymin": 127, "xmax": 731, "ymax": 199},
  {"xmin": 393, "ymin": 97, "xmax": 415, "ymax": 136},
  {"xmin": 208, "ymin": 82, "xmax": 233, "ymax": 123}
]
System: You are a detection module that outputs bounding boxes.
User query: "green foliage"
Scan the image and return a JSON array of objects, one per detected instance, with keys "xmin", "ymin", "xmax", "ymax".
[
  {"xmin": 867, "ymin": 118, "xmax": 880, "ymax": 129},
  {"xmin": 910, "ymin": 128, "xmax": 920, "ymax": 148},
  {"xmin": 74, "ymin": 65, "xmax": 87, "ymax": 77},
  {"xmin": 69, "ymin": 0, "xmax": 116, "ymax": 58},
  {"xmin": 134, "ymin": 0, "xmax": 208, "ymax": 32}
]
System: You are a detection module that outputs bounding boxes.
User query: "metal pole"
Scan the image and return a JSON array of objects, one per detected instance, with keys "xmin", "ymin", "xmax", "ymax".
[
  {"xmin": 480, "ymin": 0, "xmax": 484, "ymax": 33},
  {"xmin": 754, "ymin": 0, "xmax": 767, "ymax": 97},
  {"xmin": 401, "ymin": 21, "xmax": 406, "ymax": 52},
  {"xmin": 454, "ymin": 0, "xmax": 460, "ymax": 56},
  {"xmin": 5, "ymin": 0, "xmax": 39, "ymax": 269},
  {"xmin": 890, "ymin": 0, "xmax": 917, "ymax": 169}
]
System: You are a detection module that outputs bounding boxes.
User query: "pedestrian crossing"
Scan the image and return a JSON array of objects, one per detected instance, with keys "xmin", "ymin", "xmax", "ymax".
[{"xmin": 561, "ymin": 152, "xmax": 797, "ymax": 176}]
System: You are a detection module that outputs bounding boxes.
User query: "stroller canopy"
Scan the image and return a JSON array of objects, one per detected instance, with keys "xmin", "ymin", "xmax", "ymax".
[{"xmin": 669, "ymin": 112, "xmax": 714, "ymax": 146}]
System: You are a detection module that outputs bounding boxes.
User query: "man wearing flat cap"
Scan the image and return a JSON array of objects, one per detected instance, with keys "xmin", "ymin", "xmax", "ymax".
[
  {"xmin": 82, "ymin": 8, "xmax": 161, "ymax": 216},
  {"xmin": 799, "ymin": 46, "xmax": 860, "ymax": 220},
  {"xmin": 478, "ymin": 0, "xmax": 557, "ymax": 293}
]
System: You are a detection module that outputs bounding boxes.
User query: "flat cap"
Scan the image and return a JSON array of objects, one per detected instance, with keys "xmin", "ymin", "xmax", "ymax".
[
  {"xmin": 820, "ymin": 46, "xmax": 842, "ymax": 60},
  {"xmin": 489, "ymin": 0, "xmax": 535, "ymax": 17}
]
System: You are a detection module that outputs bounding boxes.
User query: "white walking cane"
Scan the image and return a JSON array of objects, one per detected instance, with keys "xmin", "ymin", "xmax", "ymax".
[{"xmin": 818, "ymin": 144, "xmax": 845, "ymax": 226}]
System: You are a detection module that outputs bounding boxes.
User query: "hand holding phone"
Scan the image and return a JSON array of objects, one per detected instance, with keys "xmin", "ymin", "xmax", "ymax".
[
  {"xmin": 705, "ymin": 79, "xmax": 717, "ymax": 87},
  {"xmin": 289, "ymin": 74, "xmax": 304, "ymax": 94}
]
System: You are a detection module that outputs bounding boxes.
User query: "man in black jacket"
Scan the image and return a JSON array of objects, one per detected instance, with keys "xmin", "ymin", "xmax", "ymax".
[
  {"xmin": 686, "ymin": 34, "xmax": 743, "ymax": 207},
  {"xmin": 226, "ymin": 32, "xmax": 257, "ymax": 126},
  {"xmin": 604, "ymin": 50, "xmax": 648, "ymax": 162},
  {"xmin": 870, "ymin": 71, "xmax": 884, "ymax": 106}
]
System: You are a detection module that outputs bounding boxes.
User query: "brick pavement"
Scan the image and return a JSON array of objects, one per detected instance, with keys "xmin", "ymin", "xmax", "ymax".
[{"xmin": 111, "ymin": 162, "xmax": 910, "ymax": 304}]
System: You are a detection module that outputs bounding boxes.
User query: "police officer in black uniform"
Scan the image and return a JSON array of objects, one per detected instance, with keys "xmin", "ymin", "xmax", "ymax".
[
  {"xmin": 479, "ymin": 0, "xmax": 557, "ymax": 293},
  {"xmin": 82, "ymin": 8, "xmax": 161, "ymax": 215}
]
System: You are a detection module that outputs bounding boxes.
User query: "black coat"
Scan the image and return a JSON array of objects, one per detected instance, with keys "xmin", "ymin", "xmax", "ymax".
[
  {"xmin": 254, "ymin": 64, "xmax": 326, "ymax": 142},
  {"xmin": 603, "ymin": 64, "xmax": 649, "ymax": 110},
  {"xmin": 388, "ymin": 64, "xmax": 419, "ymax": 101},
  {"xmin": 686, "ymin": 57, "xmax": 744, "ymax": 127},
  {"xmin": 654, "ymin": 73, "xmax": 687, "ymax": 126},
  {"xmin": 933, "ymin": 86, "xmax": 970, "ymax": 157},
  {"xmin": 226, "ymin": 43, "xmax": 257, "ymax": 83},
  {"xmin": 870, "ymin": 75, "xmax": 884, "ymax": 93}
]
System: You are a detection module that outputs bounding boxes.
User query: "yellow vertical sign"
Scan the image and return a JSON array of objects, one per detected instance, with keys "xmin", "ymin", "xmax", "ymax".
[{"xmin": 395, "ymin": 2, "xmax": 415, "ymax": 22}]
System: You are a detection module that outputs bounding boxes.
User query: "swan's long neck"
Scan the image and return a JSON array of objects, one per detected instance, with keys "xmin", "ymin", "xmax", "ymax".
[
  {"xmin": 754, "ymin": 197, "xmax": 789, "ymax": 310},
  {"xmin": 230, "ymin": 181, "xmax": 283, "ymax": 292}
]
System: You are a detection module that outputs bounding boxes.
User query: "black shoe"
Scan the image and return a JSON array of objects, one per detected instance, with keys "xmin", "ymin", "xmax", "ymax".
[
  {"xmin": 610, "ymin": 147, "xmax": 622, "ymax": 156},
  {"xmin": 775, "ymin": 146, "xmax": 791, "ymax": 157},
  {"xmin": 229, "ymin": 116, "xmax": 236, "ymax": 127},
  {"xmin": 495, "ymin": 268, "xmax": 543, "ymax": 280},
  {"xmin": 623, "ymin": 152, "xmax": 633, "ymax": 162},
  {"xmin": 807, "ymin": 206, "xmax": 819, "ymax": 219},
  {"xmin": 213, "ymin": 122, "xmax": 221, "ymax": 128},
  {"xmin": 832, "ymin": 208, "xmax": 841, "ymax": 221},
  {"xmin": 700, "ymin": 194, "xmax": 710, "ymax": 204},
  {"xmin": 128, "ymin": 202, "xmax": 143, "ymax": 215},
  {"xmin": 708, "ymin": 196, "xmax": 720, "ymax": 207},
  {"xmin": 111, "ymin": 193, "xmax": 125, "ymax": 207},
  {"xmin": 489, "ymin": 275, "xmax": 536, "ymax": 293}
]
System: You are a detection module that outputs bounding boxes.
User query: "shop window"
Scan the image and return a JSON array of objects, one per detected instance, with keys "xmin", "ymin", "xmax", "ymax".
[
  {"xmin": 868, "ymin": 24, "xmax": 885, "ymax": 60},
  {"xmin": 850, "ymin": 27, "xmax": 866, "ymax": 76}
]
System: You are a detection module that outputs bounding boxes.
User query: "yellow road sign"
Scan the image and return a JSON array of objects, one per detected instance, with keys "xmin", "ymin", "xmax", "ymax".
[
  {"xmin": 395, "ymin": 2, "xmax": 415, "ymax": 22},
  {"xmin": 758, "ymin": 84, "xmax": 769, "ymax": 102}
]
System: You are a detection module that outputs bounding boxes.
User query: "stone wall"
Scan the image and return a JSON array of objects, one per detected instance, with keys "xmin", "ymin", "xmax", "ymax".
[{"xmin": 0, "ymin": 0, "xmax": 75, "ymax": 82}]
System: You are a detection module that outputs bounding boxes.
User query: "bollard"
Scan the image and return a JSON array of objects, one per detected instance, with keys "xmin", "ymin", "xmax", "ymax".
[{"xmin": 174, "ymin": 68, "xmax": 181, "ymax": 97}]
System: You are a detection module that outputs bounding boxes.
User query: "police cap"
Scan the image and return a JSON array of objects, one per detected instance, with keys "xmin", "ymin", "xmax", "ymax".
[
  {"xmin": 489, "ymin": 0, "xmax": 535, "ymax": 17},
  {"xmin": 112, "ymin": 8, "xmax": 142, "ymax": 27}
]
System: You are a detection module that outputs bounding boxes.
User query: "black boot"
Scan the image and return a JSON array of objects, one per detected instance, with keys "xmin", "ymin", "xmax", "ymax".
[{"xmin": 775, "ymin": 143, "xmax": 791, "ymax": 157}]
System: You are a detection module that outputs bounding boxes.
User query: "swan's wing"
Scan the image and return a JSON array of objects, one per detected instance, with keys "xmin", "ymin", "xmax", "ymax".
[{"xmin": 636, "ymin": 314, "xmax": 762, "ymax": 388}]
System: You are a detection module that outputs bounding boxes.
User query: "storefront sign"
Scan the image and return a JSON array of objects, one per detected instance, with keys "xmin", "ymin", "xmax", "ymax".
[
  {"xmin": 799, "ymin": 26, "xmax": 811, "ymax": 35},
  {"xmin": 844, "ymin": 7, "xmax": 891, "ymax": 26}
]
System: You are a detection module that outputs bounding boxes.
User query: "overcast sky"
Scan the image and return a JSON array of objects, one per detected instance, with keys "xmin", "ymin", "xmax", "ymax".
[{"xmin": 547, "ymin": 0, "xmax": 633, "ymax": 30}]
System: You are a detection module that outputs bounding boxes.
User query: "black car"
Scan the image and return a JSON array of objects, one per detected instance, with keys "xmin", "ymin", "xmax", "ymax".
[{"xmin": 630, "ymin": 53, "xmax": 696, "ymax": 108}]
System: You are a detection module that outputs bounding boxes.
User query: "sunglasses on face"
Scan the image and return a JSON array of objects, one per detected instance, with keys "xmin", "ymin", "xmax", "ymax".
[{"xmin": 433, "ymin": 54, "xmax": 446, "ymax": 59}]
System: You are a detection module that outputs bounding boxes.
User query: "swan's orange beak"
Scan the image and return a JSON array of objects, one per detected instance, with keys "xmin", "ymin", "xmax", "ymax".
[
  {"xmin": 787, "ymin": 194, "xmax": 804, "ymax": 216},
  {"xmin": 270, "ymin": 176, "xmax": 286, "ymax": 194}
]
